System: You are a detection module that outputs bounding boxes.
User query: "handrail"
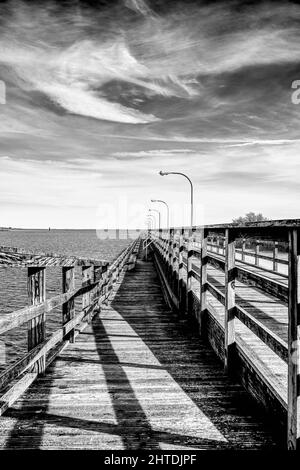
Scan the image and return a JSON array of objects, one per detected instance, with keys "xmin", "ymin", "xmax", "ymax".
[
  {"xmin": 0, "ymin": 245, "xmax": 111, "ymax": 267},
  {"xmin": 0, "ymin": 237, "xmax": 140, "ymax": 415},
  {"xmin": 147, "ymin": 221, "xmax": 300, "ymax": 450}
]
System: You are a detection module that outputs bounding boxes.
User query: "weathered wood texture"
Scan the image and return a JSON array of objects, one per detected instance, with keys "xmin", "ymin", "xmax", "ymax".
[
  {"xmin": 27, "ymin": 267, "xmax": 46, "ymax": 374},
  {"xmin": 150, "ymin": 223, "xmax": 300, "ymax": 450},
  {"xmin": 287, "ymin": 229, "xmax": 300, "ymax": 450},
  {"xmin": 0, "ymin": 246, "xmax": 111, "ymax": 267},
  {"xmin": 62, "ymin": 267, "xmax": 75, "ymax": 343},
  {"xmin": 0, "ymin": 239, "xmax": 140, "ymax": 416},
  {"xmin": 0, "ymin": 255, "xmax": 281, "ymax": 449}
]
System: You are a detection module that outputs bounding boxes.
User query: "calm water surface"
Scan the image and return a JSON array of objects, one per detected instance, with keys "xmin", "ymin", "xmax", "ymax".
[{"xmin": 0, "ymin": 229, "xmax": 134, "ymax": 370}]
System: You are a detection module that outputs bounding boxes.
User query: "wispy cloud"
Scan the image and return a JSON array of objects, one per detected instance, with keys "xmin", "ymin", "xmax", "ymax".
[
  {"xmin": 113, "ymin": 149, "xmax": 196, "ymax": 159},
  {"xmin": 1, "ymin": 0, "xmax": 300, "ymax": 227}
]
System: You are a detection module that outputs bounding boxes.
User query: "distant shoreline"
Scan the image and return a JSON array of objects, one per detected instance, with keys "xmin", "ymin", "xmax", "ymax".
[{"xmin": 0, "ymin": 227, "xmax": 144, "ymax": 231}]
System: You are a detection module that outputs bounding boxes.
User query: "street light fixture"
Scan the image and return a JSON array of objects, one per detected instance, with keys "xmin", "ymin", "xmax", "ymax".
[
  {"xmin": 151, "ymin": 199, "xmax": 170, "ymax": 230},
  {"xmin": 159, "ymin": 171, "xmax": 194, "ymax": 229}
]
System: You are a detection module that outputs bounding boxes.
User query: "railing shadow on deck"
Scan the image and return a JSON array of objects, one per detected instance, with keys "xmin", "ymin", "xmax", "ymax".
[
  {"xmin": 0, "ymin": 239, "xmax": 140, "ymax": 448},
  {"xmin": 98, "ymin": 258, "xmax": 282, "ymax": 449},
  {"xmin": 147, "ymin": 220, "xmax": 300, "ymax": 450},
  {"xmin": 2, "ymin": 262, "xmax": 237, "ymax": 450}
]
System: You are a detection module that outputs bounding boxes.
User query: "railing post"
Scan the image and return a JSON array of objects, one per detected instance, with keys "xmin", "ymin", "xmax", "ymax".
[
  {"xmin": 62, "ymin": 267, "xmax": 75, "ymax": 343},
  {"xmin": 199, "ymin": 228, "xmax": 208, "ymax": 335},
  {"xmin": 168, "ymin": 228, "xmax": 174, "ymax": 285},
  {"xmin": 82, "ymin": 265, "xmax": 93, "ymax": 321},
  {"xmin": 273, "ymin": 241, "xmax": 278, "ymax": 272},
  {"xmin": 288, "ymin": 228, "xmax": 300, "ymax": 450},
  {"xmin": 255, "ymin": 239, "xmax": 260, "ymax": 266},
  {"xmin": 242, "ymin": 238, "xmax": 246, "ymax": 262},
  {"xmin": 178, "ymin": 227, "xmax": 185, "ymax": 311},
  {"xmin": 217, "ymin": 235, "xmax": 221, "ymax": 254},
  {"xmin": 186, "ymin": 228, "xmax": 195, "ymax": 314},
  {"xmin": 27, "ymin": 267, "xmax": 46, "ymax": 374},
  {"xmin": 224, "ymin": 228, "xmax": 236, "ymax": 374},
  {"xmin": 94, "ymin": 265, "xmax": 103, "ymax": 310},
  {"xmin": 172, "ymin": 230, "xmax": 179, "ymax": 298},
  {"xmin": 164, "ymin": 235, "xmax": 169, "ymax": 263},
  {"xmin": 101, "ymin": 264, "xmax": 109, "ymax": 303}
]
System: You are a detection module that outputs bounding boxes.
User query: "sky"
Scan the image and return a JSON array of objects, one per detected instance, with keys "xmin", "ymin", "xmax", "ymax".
[{"xmin": 0, "ymin": 0, "xmax": 300, "ymax": 229}]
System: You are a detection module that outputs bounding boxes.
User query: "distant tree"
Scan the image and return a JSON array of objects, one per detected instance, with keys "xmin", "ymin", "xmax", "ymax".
[{"xmin": 232, "ymin": 212, "xmax": 268, "ymax": 224}]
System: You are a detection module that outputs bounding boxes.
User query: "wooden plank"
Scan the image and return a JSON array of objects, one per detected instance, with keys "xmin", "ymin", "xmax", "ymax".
[
  {"xmin": 287, "ymin": 228, "xmax": 300, "ymax": 450},
  {"xmin": 235, "ymin": 305, "xmax": 288, "ymax": 363},
  {"xmin": 242, "ymin": 238, "xmax": 246, "ymax": 262},
  {"xmin": 205, "ymin": 278, "xmax": 288, "ymax": 363},
  {"xmin": 224, "ymin": 229, "xmax": 236, "ymax": 374},
  {"xmin": 273, "ymin": 242, "xmax": 279, "ymax": 272},
  {"xmin": 0, "ymin": 280, "xmax": 100, "ymax": 335},
  {"xmin": 235, "ymin": 248, "xmax": 289, "ymax": 266},
  {"xmin": 200, "ymin": 229, "xmax": 208, "ymax": 335},
  {"xmin": 206, "ymin": 281, "xmax": 225, "ymax": 305},
  {"xmin": 186, "ymin": 228, "xmax": 193, "ymax": 314},
  {"xmin": 27, "ymin": 267, "xmax": 46, "ymax": 374},
  {"xmin": 178, "ymin": 228, "xmax": 185, "ymax": 310},
  {"xmin": 255, "ymin": 240, "xmax": 260, "ymax": 266},
  {"xmin": 82, "ymin": 266, "xmax": 94, "ymax": 323},
  {"xmin": 0, "ymin": 298, "xmax": 99, "ymax": 393},
  {"xmin": 0, "ymin": 373, "xmax": 37, "ymax": 416},
  {"xmin": 205, "ymin": 251, "xmax": 288, "ymax": 301},
  {"xmin": 62, "ymin": 267, "xmax": 75, "ymax": 343},
  {"xmin": 0, "ymin": 246, "xmax": 110, "ymax": 267}
]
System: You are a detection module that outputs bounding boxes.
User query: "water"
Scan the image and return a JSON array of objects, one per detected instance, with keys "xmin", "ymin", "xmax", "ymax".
[{"xmin": 0, "ymin": 229, "xmax": 134, "ymax": 371}]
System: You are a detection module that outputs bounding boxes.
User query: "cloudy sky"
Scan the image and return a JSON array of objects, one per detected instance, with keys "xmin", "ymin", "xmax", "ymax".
[{"xmin": 0, "ymin": 0, "xmax": 300, "ymax": 229}]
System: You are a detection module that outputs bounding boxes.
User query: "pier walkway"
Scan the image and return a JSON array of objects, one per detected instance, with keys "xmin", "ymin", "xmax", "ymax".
[
  {"xmin": 0, "ymin": 219, "xmax": 300, "ymax": 450},
  {"xmin": 0, "ymin": 252, "xmax": 281, "ymax": 449}
]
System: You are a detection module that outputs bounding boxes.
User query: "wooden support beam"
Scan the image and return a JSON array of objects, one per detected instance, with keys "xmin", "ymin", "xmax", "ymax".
[
  {"xmin": 27, "ymin": 267, "xmax": 46, "ymax": 374},
  {"xmin": 62, "ymin": 267, "xmax": 75, "ymax": 343},
  {"xmin": 287, "ymin": 228, "xmax": 300, "ymax": 450},
  {"xmin": 82, "ymin": 266, "xmax": 93, "ymax": 322},
  {"xmin": 199, "ymin": 228, "xmax": 208, "ymax": 335},
  {"xmin": 168, "ymin": 228, "xmax": 174, "ymax": 286},
  {"xmin": 178, "ymin": 228, "xmax": 185, "ymax": 311},
  {"xmin": 273, "ymin": 241, "xmax": 279, "ymax": 272},
  {"xmin": 101, "ymin": 264, "xmax": 109, "ymax": 303},
  {"xmin": 224, "ymin": 228, "xmax": 236, "ymax": 374},
  {"xmin": 255, "ymin": 239, "xmax": 260, "ymax": 266},
  {"xmin": 242, "ymin": 238, "xmax": 246, "ymax": 262},
  {"xmin": 186, "ymin": 228, "xmax": 195, "ymax": 314}
]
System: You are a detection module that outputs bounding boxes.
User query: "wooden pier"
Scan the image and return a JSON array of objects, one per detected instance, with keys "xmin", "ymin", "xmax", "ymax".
[{"xmin": 0, "ymin": 219, "xmax": 299, "ymax": 450}]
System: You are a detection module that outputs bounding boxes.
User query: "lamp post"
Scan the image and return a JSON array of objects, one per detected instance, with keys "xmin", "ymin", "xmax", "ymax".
[
  {"xmin": 146, "ymin": 218, "xmax": 153, "ymax": 230},
  {"xmin": 159, "ymin": 171, "xmax": 193, "ymax": 229},
  {"xmin": 151, "ymin": 199, "xmax": 170, "ymax": 230},
  {"xmin": 147, "ymin": 214, "xmax": 156, "ymax": 230},
  {"xmin": 149, "ymin": 208, "xmax": 161, "ymax": 231}
]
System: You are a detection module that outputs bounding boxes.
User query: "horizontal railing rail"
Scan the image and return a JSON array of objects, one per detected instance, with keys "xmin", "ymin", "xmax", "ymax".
[
  {"xmin": 0, "ymin": 245, "xmax": 112, "ymax": 267},
  {"xmin": 0, "ymin": 237, "xmax": 141, "ymax": 415},
  {"xmin": 147, "ymin": 220, "xmax": 300, "ymax": 450}
]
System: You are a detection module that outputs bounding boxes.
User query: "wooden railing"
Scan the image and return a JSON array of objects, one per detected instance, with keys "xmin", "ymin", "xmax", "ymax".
[
  {"xmin": 206, "ymin": 235, "xmax": 288, "ymax": 277},
  {"xmin": 0, "ymin": 238, "xmax": 140, "ymax": 415},
  {"xmin": 148, "ymin": 220, "xmax": 300, "ymax": 450}
]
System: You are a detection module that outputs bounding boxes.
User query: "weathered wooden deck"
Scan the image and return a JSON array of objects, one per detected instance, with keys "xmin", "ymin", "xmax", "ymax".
[{"xmin": 0, "ymin": 253, "xmax": 282, "ymax": 449}]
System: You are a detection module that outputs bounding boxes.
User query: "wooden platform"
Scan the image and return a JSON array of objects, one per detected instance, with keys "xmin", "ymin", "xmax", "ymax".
[{"xmin": 0, "ymin": 255, "xmax": 282, "ymax": 449}]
